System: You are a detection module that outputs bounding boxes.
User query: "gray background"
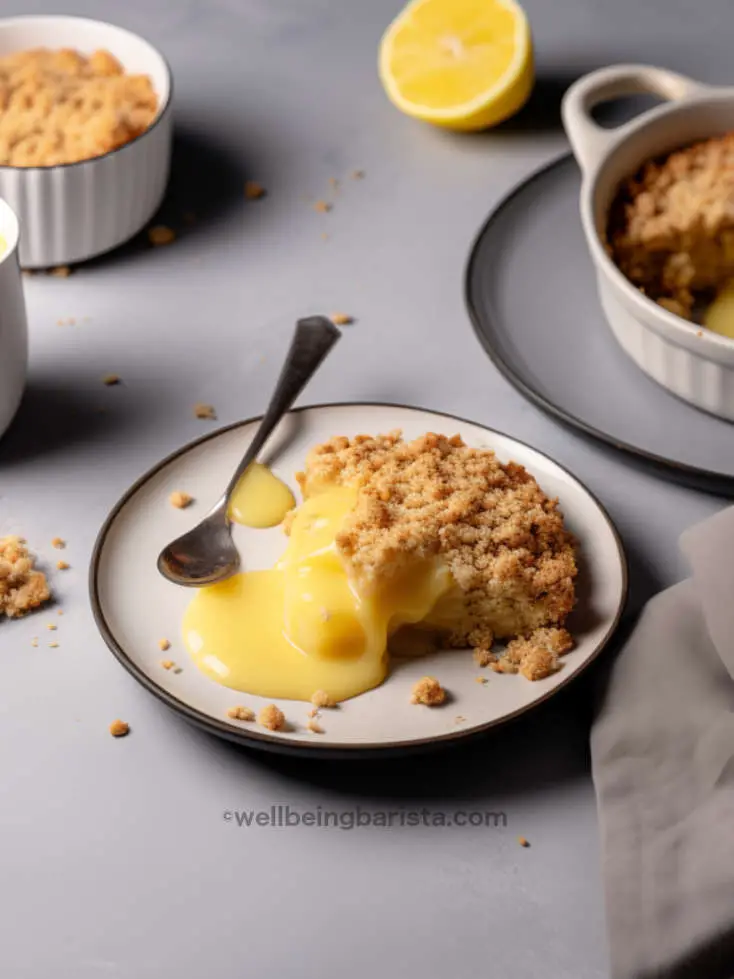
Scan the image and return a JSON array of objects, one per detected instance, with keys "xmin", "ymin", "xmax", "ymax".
[{"xmin": 0, "ymin": 0, "xmax": 730, "ymax": 976}]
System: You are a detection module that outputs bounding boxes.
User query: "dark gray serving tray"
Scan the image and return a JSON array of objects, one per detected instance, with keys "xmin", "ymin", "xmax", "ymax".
[{"xmin": 465, "ymin": 153, "xmax": 734, "ymax": 495}]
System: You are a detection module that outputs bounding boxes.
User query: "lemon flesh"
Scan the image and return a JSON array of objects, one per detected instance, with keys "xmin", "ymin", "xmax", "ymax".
[{"xmin": 379, "ymin": 0, "xmax": 534, "ymax": 131}]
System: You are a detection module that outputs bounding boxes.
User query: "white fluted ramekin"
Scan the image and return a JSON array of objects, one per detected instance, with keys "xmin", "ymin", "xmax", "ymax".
[
  {"xmin": 562, "ymin": 64, "xmax": 734, "ymax": 422},
  {"xmin": 0, "ymin": 199, "xmax": 27, "ymax": 439},
  {"xmin": 0, "ymin": 15, "xmax": 172, "ymax": 269}
]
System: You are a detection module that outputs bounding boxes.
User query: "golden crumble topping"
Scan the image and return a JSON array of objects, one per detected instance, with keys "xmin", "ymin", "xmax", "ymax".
[
  {"xmin": 0, "ymin": 48, "xmax": 157, "ymax": 167},
  {"xmin": 0, "ymin": 537, "xmax": 50, "ymax": 618},
  {"xmin": 301, "ymin": 432, "xmax": 577, "ymax": 647},
  {"xmin": 258, "ymin": 704, "xmax": 286, "ymax": 731},
  {"xmin": 490, "ymin": 627, "xmax": 574, "ymax": 681},
  {"xmin": 410, "ymin": 675, "xmax": 446, "ymax": 705},
  {"xmin": 608, "ymin": 133, "xmax": 734, "ymax": 319}
]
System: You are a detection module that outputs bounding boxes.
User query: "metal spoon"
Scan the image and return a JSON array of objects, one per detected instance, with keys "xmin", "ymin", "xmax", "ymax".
[{"xmin": 157, "ymin": 316, "xmax": 341, "ymax": 587}]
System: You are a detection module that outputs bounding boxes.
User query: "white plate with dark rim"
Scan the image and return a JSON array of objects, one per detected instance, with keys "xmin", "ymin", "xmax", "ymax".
[{"xmin": 90, "ymin": 402, "xmax": 628, "ymax": 756}]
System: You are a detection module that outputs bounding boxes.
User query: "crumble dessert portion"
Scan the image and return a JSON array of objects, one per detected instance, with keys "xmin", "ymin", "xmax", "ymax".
[
  {"xmin": 0, "ymin": 48, "xmax": 158, "ymax": 167},
  {"xmin": 607, "ymin": 133, "xmax": 734, "ymax": 319},
  {"xmin": 0, "ymin": 537, "xmax": 51, "ymax": 618},
  {"xmin": 299, "ymin": 432, "xmax": 577, "ymax": 649}
]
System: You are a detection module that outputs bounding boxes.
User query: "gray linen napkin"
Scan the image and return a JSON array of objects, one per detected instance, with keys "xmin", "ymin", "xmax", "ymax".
[{"xmin": 592, "ymin": 506, "xmax": 734, "ymax": 979}]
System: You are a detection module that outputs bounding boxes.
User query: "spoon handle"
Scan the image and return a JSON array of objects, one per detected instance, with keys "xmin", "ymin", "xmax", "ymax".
[{"xmin": 223, "ymin": 316, "xmax": 341, "ymax": 499}]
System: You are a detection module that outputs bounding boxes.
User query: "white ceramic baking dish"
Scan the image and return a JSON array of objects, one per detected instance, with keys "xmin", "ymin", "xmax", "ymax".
[
  {"xmin": 562, "ymin": 64, "xmax": 734, "ymax": 422},
  {"xmin": 0, "ymin": 15, "xmax": 172, "ymax": 269},
  {"xmin": 0, "ymin": 198, "xmax": 27, "ymax": 440}
]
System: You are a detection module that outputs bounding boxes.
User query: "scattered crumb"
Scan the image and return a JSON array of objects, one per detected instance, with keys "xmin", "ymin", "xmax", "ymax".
[
  {"xmin": 147, "ymin": 225, "xmax": 176, "ymax": 246},
  {"xmin": 158, "ymin": 638, "xmax": 171, "ymax": 651},
  {"xmin": 410, "ymin": 676, "xmax": 446, "ymax": 706},
  {"xmin": 169, "ymin": 490, "xmax": 193, "ymax": 509},
  {"xmin": 258, "ymin": 703, "xmax": 286, "ymax": 731},
  {"xmin": 46, "ymin": 623, "xmax": 57, "ymax": 631},
  {"xmin": 50, "ymin": 265, "xmax": 71, "ymax": 277},
  {"xmin": 313, "ymin": 200, "xmax": 331, "ymax": 213},
  {"xmin": 56, "ymin": 560, "xmax": 69, "ymax": 570},
  {"xmin": 474, "ymin": 676, "xmax": 488, "ymax": 685},
  {"xmin": 109, "ymin": 719, "xmax": 130, "ymax": 738},
  {"xmin": 321, "ymin": 232, "xmax": 329, "ymax": 241},
  {"xmin": 328, "ymin": 177, "xmax": 339, "ymax": 189},
  {"xmin": 351, "ymin": 169, "xmax": 364, "ymax": 180},
  {"xmin": 310, "ymin": 690, "xmax": 334, "ymax": 709},
  {"xmin": 102, "ymin": 374, "xmax": 120, "ymax": 386},
  {"xmin": 330, "ymin": 312, "xmax": 353, "ymax": 326},
  {"xmin": 51, "ymin": 537, "xmax": 65, "ymax": 549},
  {"xmin": 161, "ymin": 659, "xmax": 175, "ymax": 670},
  {"xmin": 0, "ymin": 536, "xmax": 51, "ymax": 618},
  {"xmin": 48, "ymin": 641, "xmax": 59, "ymax": 648},
  {"xmin": 31, "ymin": 638, "xmax": 38, "ymax": 647},
  {"xmin": 307, "ymin": 719, "xmax": 324, "ymax": 734},
  {"xmin": 497, "ymin": 627, "xmax": 574, "ymax": 681},
  {"xmin": 454, "ymin": 715, "xmax": 467, "ymax": 724},
  {"xmin": 473, "ymin": 647, "xmax": 495, "ymax": 668},
  {"xmin": 307, "ymin": 708, "xmax": 319, "ymax": 719},
  {"xmin": 193, "ymin": 402, "xmax": 216, "ymax": 420},
  {"xmin": 244, "ymin": 180, "xmax": 266, "ymax": 200},
  {"xmin": 227, "ymin": 705, "xmax": 256, "ymax": 722},
  {"xmin": 518, "ymin": 836, "xmax": 530, "ymax": 848},
  {"xmin": 57, "ymin": 609, "xmax": 63, "ymax": 615}
]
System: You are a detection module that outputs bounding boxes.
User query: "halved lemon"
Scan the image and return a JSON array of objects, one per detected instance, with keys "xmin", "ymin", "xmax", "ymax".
[{"xmin": 379, "ymin": 0, "xmax": 534, "ymax": 131}]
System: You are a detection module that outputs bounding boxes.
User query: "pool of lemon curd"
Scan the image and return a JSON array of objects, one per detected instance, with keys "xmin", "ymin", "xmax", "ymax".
[{"xmin": 183, "ymin": 462, "xmax": 454, "ymax": 704}]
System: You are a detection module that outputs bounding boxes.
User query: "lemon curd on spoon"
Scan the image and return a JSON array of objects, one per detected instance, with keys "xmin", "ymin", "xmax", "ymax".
[{"xmin": 183, "ymin": 433, "xmax": 578, "ymax": 702}]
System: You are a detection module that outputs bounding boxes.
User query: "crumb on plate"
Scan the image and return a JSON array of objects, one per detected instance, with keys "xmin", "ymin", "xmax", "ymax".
[
  {"xmin": 258, "ymin": 704, "xmax": 286, "ymax": 731},
  {"xmin": 518, "ymin": 836, "xmax": 530, "ymax": 848},
  {"xmin": 474, "ymin": 676, "xmax": 488, "ymax": 685},
  {"xmin": 473, "ymin": 647, "xmax": 495, "ymax": 668},
  {"xmin": 310, "ymin": 690, "xmax": 334, "ymax": 709},
  {"xmin": 51, "ymin": 537, "xmax": 65, "ymax": 549},
  {"xmin": 351, "ymin": 169, "xmax": 364, "ymax": 180},
  {"xmin": 227, "ymin": 705, "xmax": 255, "ymax": 721},
  {"xmin": 313, "ymin": 200, "xmax": 331, "ymax": 213},
  {"xmin": 410, "ymin": 676, "xmax": 446, "ymax": 706},
  {"xmin": 307, "ymin": 719, "xmax": 324, "ymax": 734},
  {"xmin": 46, "ymin": 623, "xmax": 56, "ymax": 631},
  {"xmin": 169, "ymin": 491, "xmax": 193, "ymax": 509},
  {"xmin": 158, "ymin": 638, "xmax": 171, "ymax": 651},
  {"xmin": 493, "ymin": 627, "xmax": 574, "ymax": 681},
  {"xmin": 109, "ymin": 719, "xmax": 130, "ymax": 738},
  {"xmin": 330, "ymin": 312, "xmax": 353, "ymax": 326},
  {"xmin": 102, "ymin": 374, "xmax": 120, "ymax": 386},
  {"xmin": 48, "ymin": 641, "xmax": 59, "ymax": 648},
  {"xmin": 56, "ymin": 560, "xmax": 69, "ymax": 570},
  {"xmin": 161, "ymin": 659, "xmax": 175, "ymax": 670}
]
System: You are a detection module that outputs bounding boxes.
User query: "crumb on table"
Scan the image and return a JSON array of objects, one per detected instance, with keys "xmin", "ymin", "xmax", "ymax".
[
  {"xmin": 258, "ymin": 704, "xmax": 286, "ymax": 731},
  {"xmin": 169, "ymin": 491, "xmax": 193, "ymax": 509},
  {"xmin": 227, "ymin": 705, "xmax": 255, "ymax": 722},
  {"xmin": 245, "ymin": 180, "xmax": 266, "ymax": 200},
  {"xmin": 330, "ymin": 312, "xmax": 353, "ymax": 326},
  {"xmin": 0, "ymin": 537, "xmax": 51, "ymax": 618},
  {"xmin": 410, "ymin": 676, "xmax": 446, "ymax": 706},
  {"xmin": 147, "ymin": 225, "xmax": 176, "ymax": 246},
  {"xmin": 313, "ymin": 200, "xmax": 331, "ymax": 213},
  {"xmin": 102, "ymin": 374, "xmax": 120, "ymax": 386},
  {"xmin": 109, "ymin": 719, "xmax": 130, "ymax": 738},
  {"xmin": 56, "ymin": 560, "xmax": 69, "ymax": 571},
  {"xmin": 51, "ymin": 537, "xmax": 65, "ymax": 549},
  {"xmin": 193, "ymin": 403, "xmax": 216, "ymax": 420}
]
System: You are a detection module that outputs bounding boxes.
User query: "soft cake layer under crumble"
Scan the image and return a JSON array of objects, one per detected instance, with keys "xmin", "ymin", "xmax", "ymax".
[
  {"xmin": 298, "ymin": 431, "xmax": 577, "ymax": 649},
  {"xmin": 608, "ymin": 132, "xmax": 734, "ymax": 319}
]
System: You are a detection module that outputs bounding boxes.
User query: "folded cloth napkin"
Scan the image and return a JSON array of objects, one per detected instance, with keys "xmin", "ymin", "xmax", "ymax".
[{"xmin": 592, "ymin": 506, "xmax": 734, "ymax": 979}]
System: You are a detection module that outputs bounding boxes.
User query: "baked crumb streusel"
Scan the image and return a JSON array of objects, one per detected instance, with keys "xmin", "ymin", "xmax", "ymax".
[
  {"xmin": 0, "ymin": 48, "xmax": 158, "ymax": 167},
  {"xmin": 410, "ymin": 676, "xmax": 446, "ymax": 705},
  {"xmin": 608, "ymin": 133, "xmax": 734, "ymax": 319},
  {"xmin": 299, "ymin": 432, "xmax": 577, "ymax": 649},
  {"xmin": 0, "ymin": 537, "xmax": 50, "ymax": 618}
]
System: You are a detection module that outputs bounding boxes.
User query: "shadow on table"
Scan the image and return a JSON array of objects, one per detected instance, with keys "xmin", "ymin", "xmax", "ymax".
[
  {"xmin": 68, "ymin": 122, "xmax": 249, "ymax": 272},
  {"xmin": 0, "ymin": 371, "xmax": 161, "ymax": 465},
  {"xmin": 201, "ymin": 539, "xmax": 662, "ymax": 804}
]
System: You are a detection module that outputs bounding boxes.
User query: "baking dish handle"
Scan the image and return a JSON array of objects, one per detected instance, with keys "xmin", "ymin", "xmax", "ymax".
[{"xmin": 561, "ymin": 64, "xmax": 709, "ymax": 173}]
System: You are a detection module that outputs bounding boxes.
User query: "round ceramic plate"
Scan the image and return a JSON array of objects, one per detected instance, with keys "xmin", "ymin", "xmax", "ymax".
[
  {"xmin": 91, "ymin": 403, "xmax": 627, "ymax": 755},
  {"xmin": 465, "ymin": 153, "xmax": 734, "ymax": 494}
]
